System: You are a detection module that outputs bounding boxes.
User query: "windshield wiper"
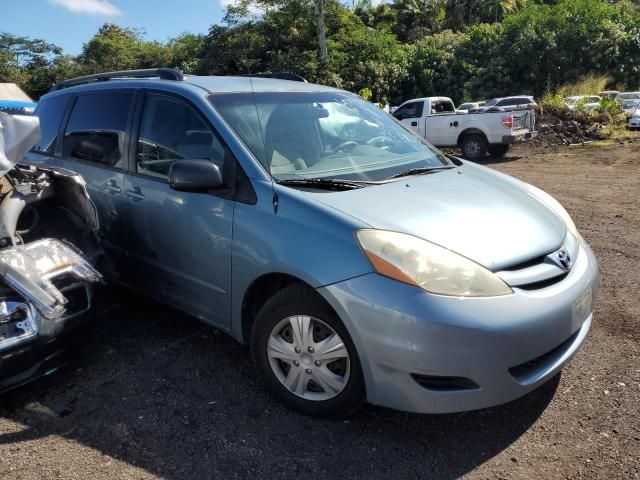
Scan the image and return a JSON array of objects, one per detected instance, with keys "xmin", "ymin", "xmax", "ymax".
[
  {"xmin": 277, "ymin": 178, "xmax": 369, "ymax": 191},
  {"xmin": 385, "ymin": 166, "xmax": 455, "ymax": 180}
]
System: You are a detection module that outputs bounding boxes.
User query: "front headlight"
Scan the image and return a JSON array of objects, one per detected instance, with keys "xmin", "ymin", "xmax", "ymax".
[
  {"xmin": 355, "ymin": 230, "xmax": 512, "ymax": 297},
  {"xmin": 525, "ymin": 184, "xmax": 579, "ymax": 238}
]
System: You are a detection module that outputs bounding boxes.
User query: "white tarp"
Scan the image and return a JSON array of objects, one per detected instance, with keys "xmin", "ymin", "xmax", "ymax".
[
  {"xmin": 0, "ymin": 112, "xmax": 40, "ymax": 176},
  {"xmin": 0, "ymin": 83, "xmax": 33, "ymax": 102}
]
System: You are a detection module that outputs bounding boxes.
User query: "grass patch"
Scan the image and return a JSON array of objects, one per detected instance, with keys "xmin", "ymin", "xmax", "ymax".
[{"xmin": 558, "ymin": 74, "xmax": 611, "ymax": 97}]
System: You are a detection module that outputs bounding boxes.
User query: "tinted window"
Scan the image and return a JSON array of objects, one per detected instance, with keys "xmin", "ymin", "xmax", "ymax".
[
  {"xmin": 136, "ymin": 94, "xmax": 225, "ymax": 179},
  {"xmin": 62, "ymin": 91, "xmax": 133, "ymax": 167},
  {"xmin": 32, "ymin": 95, "xmax": 69, "ymax": 153},
  {"xmin": 497, "ymin": 97, "xmax": 532, "ymax": 107},
  {"xmin": 393, "ymin": 101, "xmax": 424, "ymax": 120}
]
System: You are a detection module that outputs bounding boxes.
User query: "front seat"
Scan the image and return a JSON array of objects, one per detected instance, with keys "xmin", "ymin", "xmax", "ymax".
[{"xmin": 264, "ymin": 104, "xmax": 321, "ymax": 175}]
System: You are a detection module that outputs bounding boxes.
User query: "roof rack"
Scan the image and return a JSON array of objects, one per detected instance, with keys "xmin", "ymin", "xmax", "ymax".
[
  {"xmin": 52, "ymin": 68, "xmax": 184, "ymax": 91},
  {"xmin": 239, "ymin": 72, "xmax": 307, "ymax": 83}
]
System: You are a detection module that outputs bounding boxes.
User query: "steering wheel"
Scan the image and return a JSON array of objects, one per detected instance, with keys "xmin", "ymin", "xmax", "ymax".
[
  {"xmin": 333, "ymin": 141, "xmax": 359, "ymax": 153},
  {"xmin": 366, "ymin": 136, "xmax": 394, "ymax": 147}
]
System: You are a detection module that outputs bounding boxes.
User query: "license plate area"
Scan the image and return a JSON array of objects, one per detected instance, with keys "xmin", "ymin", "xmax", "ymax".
[{"xmin": 572, "ymin": 287, "xmax": 592, "ymax": 326}]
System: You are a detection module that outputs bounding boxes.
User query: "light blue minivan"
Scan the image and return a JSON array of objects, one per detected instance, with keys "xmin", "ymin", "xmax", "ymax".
[{"xmin": 27, "ymin": 69, "xmax": 598, "ymax": 417}]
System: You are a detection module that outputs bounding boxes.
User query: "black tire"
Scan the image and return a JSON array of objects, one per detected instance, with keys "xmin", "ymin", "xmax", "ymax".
[
  {"xmin": 250, "ymin": 284, "xmax": 365, "ymax": 418},
  {"xmin": 460, "ymin": 134, "xmax": 488, "ymax": 161},
  {"xmin": 488, "ymin": 144, "xmax": 510, "ymax": 156}
]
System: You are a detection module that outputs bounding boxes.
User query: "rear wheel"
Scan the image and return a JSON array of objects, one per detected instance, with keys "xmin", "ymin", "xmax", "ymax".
[
  {"xmin": 460, "ymin": 134, "xmax": 488, "ymax": 161},
  {"xmin": 251, "ymin": 284, "xmax": 365, "ymax": 417},
  {"xmin": 488, "ymin": 144, "xmax": 510, "ymax": 156}
]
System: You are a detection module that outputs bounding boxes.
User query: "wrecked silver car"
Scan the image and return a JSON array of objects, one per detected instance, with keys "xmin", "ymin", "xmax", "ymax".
[{"xmin": 0, "ymin": 111, "xmax": 101, "ymax": 392}]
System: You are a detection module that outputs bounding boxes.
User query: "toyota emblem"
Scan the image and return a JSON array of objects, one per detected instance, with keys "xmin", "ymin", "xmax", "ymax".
[{"xmin": 557, "ymin": 250, "xmax": 572, "ymax": 270}]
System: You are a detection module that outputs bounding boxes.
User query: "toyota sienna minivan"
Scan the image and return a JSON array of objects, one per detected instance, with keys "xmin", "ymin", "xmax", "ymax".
[{"xmin": 27, "ymin": 69, "xmax": 598, "ymax": 417}]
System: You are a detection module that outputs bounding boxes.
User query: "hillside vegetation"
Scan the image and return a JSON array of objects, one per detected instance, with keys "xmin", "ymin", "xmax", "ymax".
[{"xmin": 1, "ymin": 0, "xmax": 639, "ymax": 104}]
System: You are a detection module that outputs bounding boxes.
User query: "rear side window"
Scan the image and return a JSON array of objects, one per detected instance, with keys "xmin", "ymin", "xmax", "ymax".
[
  {"xmin": 32, "ymin": 95, "xmax": 70, "ymax": 154},
  {"xmin": 431, "ymin": 100, "xmax": 455, "ymax": 114},
  {"xmin": 498, "ymin": 97, "xmax": 532, "ymax": 107},
  {"xmin": 62, "ymin": 91, "xmax": 133, "ymax": 167}
]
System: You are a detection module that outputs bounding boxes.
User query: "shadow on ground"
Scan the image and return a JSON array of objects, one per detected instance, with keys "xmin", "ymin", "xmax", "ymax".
[
  {"xmin": 477, "ymin": 154, "xmax": 524, "ymax": 165},
  {"xmin": 0, "ymin": 293, "xmax": 558, "ymax": 479}
]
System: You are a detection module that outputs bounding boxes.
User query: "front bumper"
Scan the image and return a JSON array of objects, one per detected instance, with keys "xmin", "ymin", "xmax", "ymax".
[
  {"xmin": 0, "ymin": 288, "xmax": 94, "ymax": 394},
  {"xmin": 318, "ymin": 240, "xmax": 598, "ymax": 414}
]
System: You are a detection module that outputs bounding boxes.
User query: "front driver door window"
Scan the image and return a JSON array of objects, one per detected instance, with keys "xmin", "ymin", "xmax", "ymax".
[
  {"xmin": 136, "ymin": 94, "xmax": 226, "ymax": 178},
  {"xmin": 122, "ymin": 92, "xmax": 235, "ymax": 326}
]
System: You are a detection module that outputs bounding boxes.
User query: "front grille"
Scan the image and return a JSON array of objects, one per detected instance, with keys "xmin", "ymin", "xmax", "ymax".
[
  {"xmin": 517, "ymin": 273, "xmax": 568, "ymax": 290},
  {"xmin": 501, "ymin": 254, "xmax": 548, "ymax": 272},
  {"xmin": 496, "ymin": 238, "xmax": 577, "ymax": 291},
  {"xmin": 508, "ymin": 329, "xmax": 579, "ymax": 382},
  {"xmin": 411, "ymin": 374, "xmax": 479, "ymax": 392}
]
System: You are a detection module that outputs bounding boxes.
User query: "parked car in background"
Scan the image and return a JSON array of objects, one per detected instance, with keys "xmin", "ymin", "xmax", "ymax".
[
  {"xmin": 629, "ymin": 104, "xmax": 640, "ymax": 130},
  {"xmin": 0, "ymin": 100, "xmax": 37, "ymax": 116},
  {"xmin": 393, "ymin": 96, "xmax": 536, "ymax": 159},
  {"xmin": 621, "ymin": 99, "xmax": 640, "ymax": 115},
  {"xmin": 456, "ymin": 101, "xmax": 486, "ymax": 113},
  {"xmin": 597, "ymin": 90, "xmax": 620, "ymax": 100},
  {"xmin": 616, "ymin": 92, "xmax": 640, "ymax": 102},
  {"xmin": 481, "ymin": 96, "xmax": 537, "ymax": 110},
  {"xmin": 564, "ymin": 95, "xmax": 601, "ymax": 111},
  {"xmin": 0, "ymin": 112, "xmax": 102, "ymax": 393},
  {"xmin": 28, "ymin": 69, "xmax": 596, "ymax": 417}
]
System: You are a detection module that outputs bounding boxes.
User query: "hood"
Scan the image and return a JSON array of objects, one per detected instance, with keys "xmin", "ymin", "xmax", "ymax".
[{"xmin": 310, "ymin": 163, "xmax": 567, "ymax": 271}]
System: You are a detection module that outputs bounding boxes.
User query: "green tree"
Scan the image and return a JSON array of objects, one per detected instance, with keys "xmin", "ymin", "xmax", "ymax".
[{"xmin": 0, "ymin": 33, "xmax": 64, "ymax": 99}]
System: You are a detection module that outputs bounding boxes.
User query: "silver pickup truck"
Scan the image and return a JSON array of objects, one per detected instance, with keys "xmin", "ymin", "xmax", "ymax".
[{"xmin": 393, "ymin": 96, "xmax": 536, "ymax": 160}]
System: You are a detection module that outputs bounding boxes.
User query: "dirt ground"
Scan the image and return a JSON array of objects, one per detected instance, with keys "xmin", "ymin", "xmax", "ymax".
[{"xmin": 0, "ymin": 141, "xmax": 638, "ymax": 479}]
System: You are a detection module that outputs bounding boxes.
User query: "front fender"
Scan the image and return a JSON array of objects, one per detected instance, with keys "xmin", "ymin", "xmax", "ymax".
[{"xmin": 230, "ymin": 179, "xmax": 372, "ymax": 341}]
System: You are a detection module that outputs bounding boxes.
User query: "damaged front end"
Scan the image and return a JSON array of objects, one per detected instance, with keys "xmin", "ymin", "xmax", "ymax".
[{"xmin": 0, "ymin": 112, "xmax": 102, "ymax": 392}]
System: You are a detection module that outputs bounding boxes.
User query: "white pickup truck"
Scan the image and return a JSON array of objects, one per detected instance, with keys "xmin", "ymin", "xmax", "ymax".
[{"xmin": 392, "ymin": 96, "xmax": 536, "ymax": 160}]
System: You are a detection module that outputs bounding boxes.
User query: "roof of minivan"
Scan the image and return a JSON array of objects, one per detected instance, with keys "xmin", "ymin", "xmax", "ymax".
[
  {"xmin": 42, "ymin": 74, "xmax": 339, "ymax": 100},
  {"xmin": 186, "ymin": 75, "xmax": 337, "ymax": 93}
]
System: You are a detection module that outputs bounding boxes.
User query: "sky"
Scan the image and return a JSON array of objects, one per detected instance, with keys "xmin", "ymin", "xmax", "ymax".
[{"xmin": 2, "ymin": 0, "xmax": 229, "ymax": 55}]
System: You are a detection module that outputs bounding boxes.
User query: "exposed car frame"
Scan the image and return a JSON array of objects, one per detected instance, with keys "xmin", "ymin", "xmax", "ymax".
[{"xmin": 0, "ymin": 112, "xmax": 102, "ymax": 392}]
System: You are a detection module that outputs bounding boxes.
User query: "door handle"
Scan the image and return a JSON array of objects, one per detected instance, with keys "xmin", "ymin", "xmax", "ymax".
[
  {"xmin": 411, "ymin": 121, "xmax": 418, "ymax": 127},
  {"xmin": 103, "ymin": 181, "xmax": 121, "ymax": 194},
  {"xmin": 125, "ymin": 187, "xmax": 145, "ymax": 201}
]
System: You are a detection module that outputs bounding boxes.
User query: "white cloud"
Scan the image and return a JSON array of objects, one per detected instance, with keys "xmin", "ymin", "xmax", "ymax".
[
  {"xmin": 219, "ymin": 0, "xmax": 265, "ymax": 15},
  {"xmin": 49, "ymin": 0, "xmax": 122, "ymax": 16}
]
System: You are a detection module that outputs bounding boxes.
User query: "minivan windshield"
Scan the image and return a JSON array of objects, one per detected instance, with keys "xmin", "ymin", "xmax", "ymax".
[{"xmin": 209, "ymin": 91, "xmax": 449, "ymax": 183}]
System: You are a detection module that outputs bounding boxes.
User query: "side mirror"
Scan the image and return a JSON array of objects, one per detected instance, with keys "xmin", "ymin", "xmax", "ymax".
[{"xmin": 169, "ymin": 159, "xmax": 223, "ymax": 192}]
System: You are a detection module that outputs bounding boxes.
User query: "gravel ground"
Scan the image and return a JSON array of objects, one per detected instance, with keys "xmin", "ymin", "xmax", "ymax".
[{"xmin": 0, "ymin": 141, "xmax": 638, "ymax": 479}]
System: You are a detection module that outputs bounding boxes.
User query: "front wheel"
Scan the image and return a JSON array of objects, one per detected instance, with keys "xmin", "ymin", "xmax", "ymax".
[
  {"xmin": 251, "ymin": 284, "xmax": 365, "ymax": 417},
  {"xmin": 460, "ymin": 134, "xmax": 488, "ymax": 161},
  {"xmin": 488, "ymin": 144, "xmax": 510, "ymax": 156}
]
